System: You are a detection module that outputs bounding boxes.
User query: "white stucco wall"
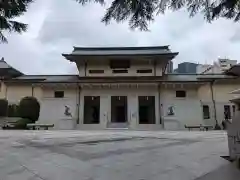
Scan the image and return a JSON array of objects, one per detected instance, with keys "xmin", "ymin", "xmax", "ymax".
[
  {"xmin": 161, "ymin": 88, "xmax": 203, "ymax": 130},
  {"xmin": 6, "ymin": 85, "xmax": 33, "ymax": 103},
  {"xmin": 76, "ymin": 60, "xmax": 163, "ymax": 77},
  {"xmin": 38, "ymin": 87, "xmax": 78, "ymax": 129},
  {"xmin": 36, "ymin": 80, "xmax": 240, "ymax": 130},
  {"xmin": 198, "ymin": 82, "xmax": 240, "ymax": 125},
  {"xmin": 155, "ymin": 62, "xmax": 164, "ymax": 76},
  {"xmin": 213, "ymin": 82, "xmax": 237, "ymax": 123},
  {"xmin": 76, "ymin": 62, "xmax": 86, "ymax": 76},
  {"xmin": 0, "ymin": 81, "xmax": 6, "ymax": 99}
]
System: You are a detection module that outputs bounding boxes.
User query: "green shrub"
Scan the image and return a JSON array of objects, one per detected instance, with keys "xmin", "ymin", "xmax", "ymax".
[
  {"xmin": 7, "ymin": 104, "xmax": 20, "ymax": 117},
  {"xmin": 14, "ymin": 118, "xmax": 33, "ymax": 129},
  {"xmin": 0, "ymin": 99, "xmax": 8, "ymax": 117},
  {"xmin": 19, "ymin": 96, "xmax": 40, "ymax": 122}
]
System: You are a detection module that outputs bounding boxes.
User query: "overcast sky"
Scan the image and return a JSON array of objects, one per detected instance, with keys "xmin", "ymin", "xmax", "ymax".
[{"xmin": 0, "ymin": 0, "xmax": 240, "ymax": 75}]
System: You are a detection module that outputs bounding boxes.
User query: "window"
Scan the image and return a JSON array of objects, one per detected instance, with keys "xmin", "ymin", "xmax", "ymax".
[
  {"xmin": 110, "ymin": 60, "xmax": 130, "ymax": 69},
  {"xmin": 176, "ymin": 90, "xmax": 186, "ymax": 98},
  {"xmin": 54, "ymin": 91, "xmax": 64, "ymax": 98},
  {"xmin": 137, "ymin": 69, "xmax": 152, "ymax": 73},
  {"xmin": 112, "ymin": 69, "xmax": 128, "ymax": 73},
  {"xmin": 89, "ymin": 69, "xmax": 104, "ymax": 74},
  {"xmin": 202, "ymin": 105, "xmax": 210, "ymax": 119}
]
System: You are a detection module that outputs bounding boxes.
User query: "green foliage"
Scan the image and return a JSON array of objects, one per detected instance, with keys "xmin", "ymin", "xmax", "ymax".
[
  {"xmin": 1, "ymin": 0, "xmax": 240, "ymax": 41},
  {"xmin": 7, "ymin": 104, "xmax": 20, "ymax": 117},
  {"xmin": 2, "ymin": 118, "xmax": 33, "ymax": 129},
  {"xmin": 76, "ymin": 0, "xmax": 240, "ymax": 30},
  {"xmin": 19, "ymin": 96, "xmax": 40, "ymax": 122},
  {"xmin": 14, "ymin": 118, "xmax": 33, "ymax": 129},
  {"xmin": 0, "ymin": 99, "xmax": 8, "ymax": 117},
  {"xmin": 0, "ymin": 0, "xmax": 33, "ymax": 43}
]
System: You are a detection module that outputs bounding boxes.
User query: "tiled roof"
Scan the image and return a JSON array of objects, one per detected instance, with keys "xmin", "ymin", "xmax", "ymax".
[
  {"xmin": 62, "ymin": 46, "xmax": 179, "ymax": 61},
  {"xmin": 0, "ymin": 59, "xmax": 12, "ymax": 69},
  {"xmin": 0, "ymin": 58, "xmax": 23, "ymax": 77},
  {"xmin": 225, "ymin": 64, "xmax": 240, "ymax": 76},
  {"xmin": 163, "ymin": 74, "xmax": 236, "ymax": 82},
  {"xmin": 163, "ymin": 74, "xmax": 199, "ymax": 82},
  {"xmin": 71, "ymin": 46, "xmax": 174, "ymax": 56},
  {"xmin": 4, "ymin": 74, "xmax": 237, "ymax": 84},
  {"xmin": 9, "ymin": 75, "xmax": 79, "ymax": 83},
  {"xmin": 197, "ymin": 74, "xmax": 236, "ymax": 79}
]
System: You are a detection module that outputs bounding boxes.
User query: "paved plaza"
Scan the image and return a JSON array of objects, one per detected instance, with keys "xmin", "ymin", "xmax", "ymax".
[{"xmin": 0, "ymin": 130, "xmax": 239, "ymax": 180}]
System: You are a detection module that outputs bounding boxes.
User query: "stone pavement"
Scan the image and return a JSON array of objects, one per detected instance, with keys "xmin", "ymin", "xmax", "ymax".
[{"xmin": 0, "ymin": 130, "xmax": 238, "ymax": 180}]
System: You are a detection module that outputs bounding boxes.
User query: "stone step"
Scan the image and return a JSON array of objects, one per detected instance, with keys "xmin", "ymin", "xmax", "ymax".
[{"xmin": 107, "ymin": 122, "xmax": 129, "ymax": 129}]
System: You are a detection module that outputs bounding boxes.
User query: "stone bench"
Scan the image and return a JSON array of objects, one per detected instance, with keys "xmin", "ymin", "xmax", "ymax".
[
  {"xmin": 27, "ymin": 124, "xmax": 54, "ymax": 130},
  {"xmin": 185, "ymin": 125, "xmax": 213, "ymax": 131}
]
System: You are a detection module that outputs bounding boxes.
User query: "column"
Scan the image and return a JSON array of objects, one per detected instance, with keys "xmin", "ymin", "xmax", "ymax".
[
  {"xmin": 128, "ymin": 94, "xmax": 138, "ymax": 129},
  {"xmin": 100, "ymin": 95, "xmax": 110, "ymax": 128}
]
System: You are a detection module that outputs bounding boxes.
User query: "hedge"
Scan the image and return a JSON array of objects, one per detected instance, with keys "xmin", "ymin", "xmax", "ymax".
[{"xmin": 0, "ymin": 99, "xmax": 8, "ymax": 117}]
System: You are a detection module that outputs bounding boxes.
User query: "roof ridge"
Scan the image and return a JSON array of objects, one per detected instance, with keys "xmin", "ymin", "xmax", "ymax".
[
  {"xmin": 21, "ymin": 74, "xmax": 78, "ymax": 76},
  {"xmin": 73, "ymin": 46, "xmax": 170, "ymax": 51}
]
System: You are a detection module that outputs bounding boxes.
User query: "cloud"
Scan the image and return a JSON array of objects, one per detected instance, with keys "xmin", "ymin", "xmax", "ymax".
[{"xmin": 1, "ymin": 0, "xmax": 240, "ymax": 74}]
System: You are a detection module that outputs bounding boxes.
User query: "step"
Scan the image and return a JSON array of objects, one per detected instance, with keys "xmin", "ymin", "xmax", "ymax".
[{"xmin": 107, "ymin": 122, "xmax": 129, "ymax": 129}]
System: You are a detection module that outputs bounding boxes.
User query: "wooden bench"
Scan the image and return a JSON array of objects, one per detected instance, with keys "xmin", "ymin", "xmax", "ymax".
[
  {"xmin": 27, "ymin": 124, "xmax": 54, "ymax": 130},
  {"xmin": 185, "ymin": 125, "xmax": 213, "ymax": 131}
]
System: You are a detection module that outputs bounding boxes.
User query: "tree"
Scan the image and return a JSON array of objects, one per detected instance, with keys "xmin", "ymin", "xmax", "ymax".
[
  {"xmin": 19, "ymin": 96, "xmax": 40, "ymax": 122},
  {"xmin": 1, "ymin": 0, "xmax": 240, "ymax": 43},
  {"xmin": 0, "ymin": 0, "xmax": 33, "ymax": 43},
  {"xmin": 78, "ymin": 0, "xmax": 240, "ymax": 30}
]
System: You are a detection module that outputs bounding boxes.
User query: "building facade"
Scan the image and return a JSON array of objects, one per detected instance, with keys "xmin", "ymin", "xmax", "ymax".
[{"xmin": 0, "ymin": 47, "xmax": 239, "ymax": 130}]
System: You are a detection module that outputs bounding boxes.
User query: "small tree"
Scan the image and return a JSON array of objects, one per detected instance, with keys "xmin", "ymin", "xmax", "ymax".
[
  {"xmin": 0, "ymin": 99, "xmax": 8, "ymax": 117},
  {"xmin": 19, "ymin": 96, "xmax": 40, "ymax": 122}
]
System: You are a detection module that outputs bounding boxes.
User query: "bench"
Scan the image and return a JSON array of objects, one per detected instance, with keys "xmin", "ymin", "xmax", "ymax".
[
  {"xmin": 27, "ymin": 124, "xmax": 54, "ymax": 130},
  {"xmin": 185, "ymin": 125, "xmax": 213, "ymax": 131},
  {"xmin": 1, "ymin": 121, "xmax": 18, "ymax": 129}
]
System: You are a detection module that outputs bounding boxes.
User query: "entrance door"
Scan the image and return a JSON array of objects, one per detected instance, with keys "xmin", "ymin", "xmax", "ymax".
[
  {"xmin": 111, "ymin": 96, "xmax": 127, "ymax": 123},
  {"xmin": 84, "ymin": 96, "xmax": 100, "ymax": 124},
  {"xmin": 138, "ymin": 96, "xmax": 155, "ymax": 124},
  {"xmin": 116, "ymin": 106, "xmax": 126, "ymax": 122}
]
